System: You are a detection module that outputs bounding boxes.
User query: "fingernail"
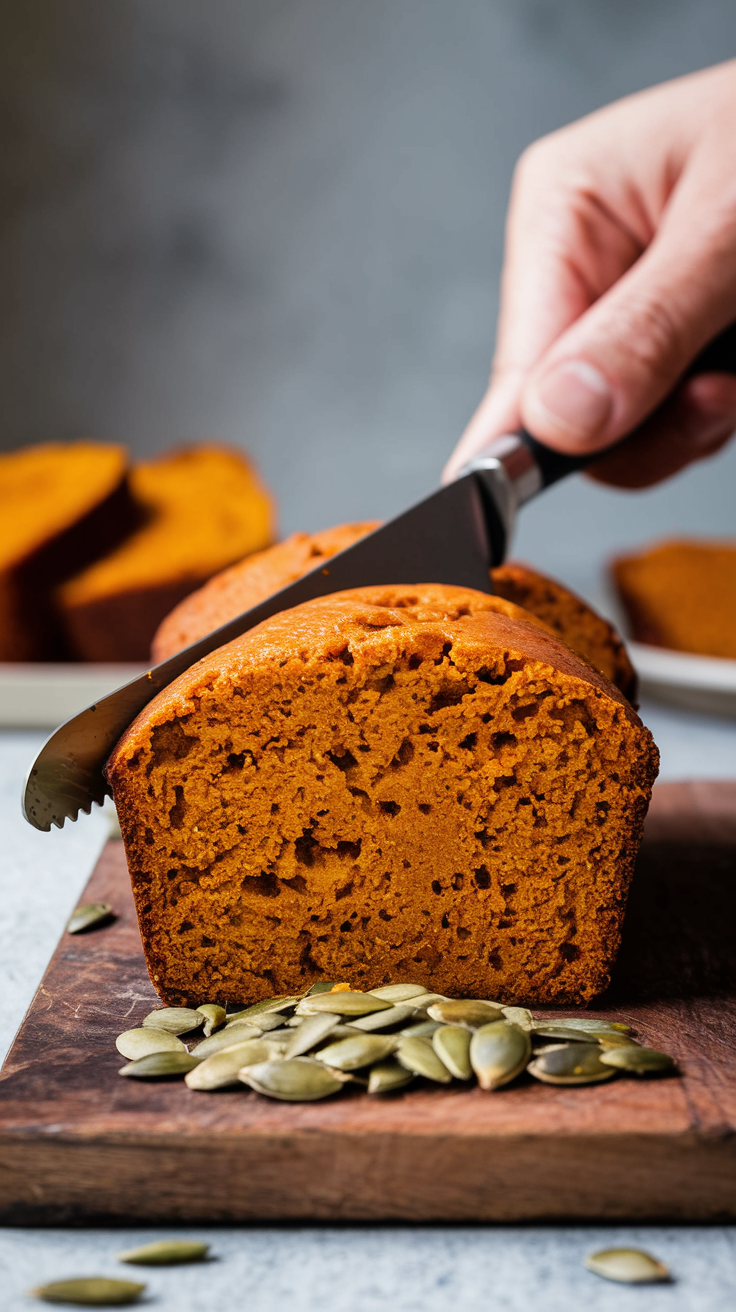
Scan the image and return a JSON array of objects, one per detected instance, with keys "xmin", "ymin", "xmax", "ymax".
[{"xmin": 530, "ymin": 360, "xmax": 613, "ymax": 440}]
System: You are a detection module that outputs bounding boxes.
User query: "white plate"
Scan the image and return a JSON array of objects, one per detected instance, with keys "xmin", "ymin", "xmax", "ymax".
[
  {"xmin": 0, "ymin": 663, "xmax": 148, "ymax": 729},
  {"xmin": 629, "ymin": 642, "xmax": 736, "ymax": 718}
]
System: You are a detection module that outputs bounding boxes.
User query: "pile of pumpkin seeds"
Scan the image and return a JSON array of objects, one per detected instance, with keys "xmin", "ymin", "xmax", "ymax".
[{"xmin": 115, "ymin": 982, "xmax": 676, "ymax": 1100}]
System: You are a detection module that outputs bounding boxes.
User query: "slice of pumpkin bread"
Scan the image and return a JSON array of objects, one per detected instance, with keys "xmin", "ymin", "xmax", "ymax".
[
  {"xmin": 151, "ymin": 523, "xmax": 636, "ymax": 701},
  {"xmin": 108, "ymin": 583, "xmax": 658, "ymax": 1008}
]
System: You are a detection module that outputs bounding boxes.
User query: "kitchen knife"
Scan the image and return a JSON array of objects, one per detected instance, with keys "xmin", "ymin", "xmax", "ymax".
[{"xmin": 23, "ymin": 323, "xmax": 736, "ymax": 831}]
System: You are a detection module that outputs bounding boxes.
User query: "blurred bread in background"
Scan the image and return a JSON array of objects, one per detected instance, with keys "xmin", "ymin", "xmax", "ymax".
[
  {"xmin": 612, "ymin": 539, "xmax": 736, "ymax": 660},
  {"xmin": 0, "ymin": 441, "xmax": 135, "ymax": 660},
  {"xmin": 56, "ymin": 445, "xmax": 274, "ymax": 662}
]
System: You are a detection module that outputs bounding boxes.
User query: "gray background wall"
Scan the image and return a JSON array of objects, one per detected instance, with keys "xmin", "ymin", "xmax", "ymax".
[{"xmin": 1, "ymin": 0, "xmax": 735, "ymax": 603}]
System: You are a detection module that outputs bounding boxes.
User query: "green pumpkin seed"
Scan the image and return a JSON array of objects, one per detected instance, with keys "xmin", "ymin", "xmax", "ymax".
[
  {"xmin": 226, "ymin": 995, "xmax": 302, "ymax": 1024},
  {"xmin": 239, "ymin": 1057, "xmax": 346, "ymax": 1101},
  {"xmin": 584, "ymin": 1248, "xmax": 670, "ymax": 1284},
  {"xmin": 29, "ymin": 1276, "xmax": 145, "ymax": 1304},
  {"xmin": 501, "ymin": 1006, "xmax": 534, "ymax": 1030},
  {"xmin": 115, "ymin": 1028, "xmax": 186, "ymax": 1060},
  {"xmin": 349, "ymin": 1004, "xmax": 417, "ymax": 1032},
  {"xmin": 298, "ymin": 991, "xmax": 391, "ymax": 1017},
  {"xmin": 427, "ymin": 999, "xmax": 504, "ymax": 1028},
  {"xmin": 317, "ymin": 1033, "xmax": 396, "ymax": 1071},
  {"xmin": 368, "ymin": 1059, "xmax": 415, "ymax": 1094},
  {"xmin": 142, "ymin": 1007, "xmax": 204, "ymax": 1035},
  {"xmin": 532, "ymin": 1025, "xmax": 606, "ymax": 1045},
  {"xmin": 368, "ymin": 984, "xmax": 429, "ymax": 1001},
  {"xmin": 396, "ymin": 1035, "xmax": 452, "ymax": 1083},
  {"xmin": 527, "ymin": 1042, "xmax": 616, "ymax": 1085},
  {"xmin": 119, "ymin": 1051, "xmax": 200, "ymax": 1078},
  {"xmin": 196, "ymin": 1004, "xmax": 226, "ymax": 1037},
  {"xmin": 470, "ymin": 1021, "xmax": 531, "ymax": 1090},
  {"xmin": 597, "ymin": 1032, "xmax": 639, "ymax": 1049},
  {"xmin": 433, "ymin": 1025, "xmax": 472, "ymax": 1079},
  {"xmin": 599, "ymin": 1045, "xmax": 676, "ymax": 1075},
  {"xmin": 400, "ymin": 993, "xmax": 447, "ymax": 1010},
  {"xmin": 66, "ymin": 902, "xmax": 115, "ymax": 935},
  {"xmin": 192, "ymin": 1022, "xmax": 261, "ymax": 1058},
  {"xmin": 399, "ymin": 1019, "xmax": 441, "ymax": 1038},
  {"xmin": 306, "ymin": 981, "xmax": 344, "ymax": 995},
  {"xmin": 116, "ymin": 1239, "xmax": 209, "ymax": 1265},
  {"xmin": 185, "ymin": 1039, "xmax": 277, "ymax": 1090},
  {"xmin": 284, "ymin": 1012, "xmax": 341, "ymax": 1058}
]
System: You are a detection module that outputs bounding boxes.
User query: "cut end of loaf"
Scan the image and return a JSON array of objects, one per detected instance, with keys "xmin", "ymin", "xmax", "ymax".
[{"xmin": 108, "ymin": 585, "xmax": 658, "ymax": 1008}]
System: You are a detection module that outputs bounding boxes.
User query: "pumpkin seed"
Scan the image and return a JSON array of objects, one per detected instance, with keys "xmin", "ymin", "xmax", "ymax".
[
  {"xmin": 368, "ymin": 1059, "xmax": 415, "ymax": 1094},
  {"xmin": 142, "ymin": 1007, "xmax": 203, "ymax": 1035},
  {"xmin": 317, "ymin": 1033, "xmax": 396, "ymax": 1071},
  {"xmin": 597, "ymin": 1032, "xmax": 639, "ymax": 1049},
  {"xmin": 192, "ymin": 1023, "xmax": 261, "ymax": 1058},
  {"xmin": 239, "ymin": 1057, "xmax": 346, "ymax": 1101},
  {"xmin": 584, "ymin": 1248, "xmax": 670, "ymax": 1284},
  {"xmin": 119, "ymin": 1051, "xmax": 200, "ymax": 1078},
  {"xmin": 226, "ymin": 994, "xmax": 302, "ymax": 1023},
  {"xmin": 538, "ymin": 1017, "xmax": 631, "ymax": 1035},
  {"xmin": 427, "ymin": 999, "xmax": 504, "ymax": 1028},
  {"xmin": 284, "ymin": 1012, "xmax": 341, "ymax": 1058},
  {"xmin": 399, "ymin": 1019, "xmax": 441, "ymax": 1038},
  {"xmin": 196, "ymin": 1004, "xmax": 226, "ymax": 1037},
  {"xmin": 298, "ymin": 991, "xmax": 391, "ymax": 1017},
  {"xmin": 433, "ymin": 1025, "xmax": 472, "ymax": 1079},
  {"xmin": 349, "ymin": 1004, "xmax": 417, "ymax": 1032},
  {"xmin": 599, "ymin": 1045, "xmax": 676, "ymax": 1075},
  {"xmin": 185, "ymin": 1039, "xmax": 277, "ymax": 1090},
  {"xmin": 115, "ymin": 1028, "xmax": 186, "ymax": 1060},
  {"xmin": 243, "ymin": 1012, "xmax": 288, "ymax": 1033},
  {"xmin": 116, "ymin": 1239, "xmax": 209, "ymax": 1265},
  {"xmin": 66, "ymin": 902, "xmax": 115, "ymax": 935},
  {"xmin": 369, "ymin": 984, "xmax": 428, "ymax": 1001},
  {"xmin": 400, "ymin": 993, "xmax": 447, "ymax": 1010},
  {"xmin": 470, "ymin": 1021, "xmax": 531, "ymax": 1090},
  {"xmin": 306, "ymin": 981, "xmax": 343, "ymax": 995},
  {"xmin": 29, "ymin": 1276, "xmax": 145, "ymax": 1304},
  {"xmin": 527, "ymin": 1042, "xmax": 616, "ymax": 1085},
  {"xmin": 501, "ymin": 1006, "xmax": 534, "ymax": 1030},
  {"xmin": 532, "ymin": 1025, "xmax": 605, "ymax": 1045},
  {"xmin": 396, "ymin": 1035, "xmax": 452, "ymax": 1083}
]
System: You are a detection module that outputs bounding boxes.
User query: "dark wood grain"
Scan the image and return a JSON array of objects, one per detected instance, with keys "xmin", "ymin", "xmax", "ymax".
[{"xmin": 1, "ymin": 781, "xmax": 735, "ymax": 1223}]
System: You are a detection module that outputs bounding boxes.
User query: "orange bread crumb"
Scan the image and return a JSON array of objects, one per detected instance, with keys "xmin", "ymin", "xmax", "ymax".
[
  {"xmin": 57, "ymin": 445, "xmax": 275, "ymax": 661},
  {"xmin": 152, "ymin": 522, "xmax": 636, "ymax": 700},
  {"xmin": 108, "ymin": 583, "xmax": 658, "ymax": 1008},
  {"xmin": 0, "ymin": 441, "xmax": 132, "ymax": 660},
  {"xmin": 613, "ymin": 538, "xmax": 736, "ymax": 660}
]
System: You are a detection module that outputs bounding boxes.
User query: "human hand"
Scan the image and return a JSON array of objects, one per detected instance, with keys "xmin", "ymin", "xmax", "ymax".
[{"xmin": 445, "ymin": 60, "xmax": 736, "ymax": 489}]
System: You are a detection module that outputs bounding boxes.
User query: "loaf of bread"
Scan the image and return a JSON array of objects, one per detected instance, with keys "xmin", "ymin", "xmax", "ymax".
[
  {"xmin": 613, "ymin": 538, "xmax": 736, "ymax": 660},
  {"xmin": 0, "ymin": 441, "xmax": 134, "ymax": 660},
  {"xmin": 108, "ymin": 583, "xmax": 658, "ymax": 1008},
  {"xmin": 152, "ymin": 523, "xmax": 637, "ymax": 700},
  {"xmin": 57, "ymin": 446, "xmax": 274, "ymax": 662}
]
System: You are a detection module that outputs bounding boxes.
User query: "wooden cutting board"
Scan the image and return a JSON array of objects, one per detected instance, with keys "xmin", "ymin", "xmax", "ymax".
[{"xmin": 1, "ymin": 780, "xmax": 735, "ymax": 1224}]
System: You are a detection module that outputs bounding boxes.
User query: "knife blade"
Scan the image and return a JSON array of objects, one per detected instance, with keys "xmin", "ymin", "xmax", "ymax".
[{"xmin": 21, "ymin": 320, "xmax": 736, "ymax": 832}]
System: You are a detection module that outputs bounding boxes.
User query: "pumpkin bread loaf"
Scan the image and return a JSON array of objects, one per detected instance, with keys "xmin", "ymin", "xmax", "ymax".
[
  {"xmin": 613, "ymin": 538, "xmax": 736, "ymax": 660},
  {"xmin": 152, "ymin": 522, "xmax": 637, "ymax": 700},
  {"xmin": 108, "ymin": 583, "xmax": 658, "ymax": 1008},
  {"xmin": 0, "ymin": 441, "xmax": 135, "ymax": 660},
  {"xmin": 57, "ymin": 445, "xmax": 274, "ymax": 662}
]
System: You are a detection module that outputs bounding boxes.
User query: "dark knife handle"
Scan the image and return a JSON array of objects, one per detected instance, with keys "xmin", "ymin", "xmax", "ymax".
[{"xmin": 517, "ymin": 319, "xmax": 736, "ymax": 489}]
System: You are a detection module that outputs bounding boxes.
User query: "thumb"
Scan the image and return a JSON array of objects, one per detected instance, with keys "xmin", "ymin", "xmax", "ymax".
[{"xmin": 521, "ymin": 205, "xmax": 736, "ymax": 455}]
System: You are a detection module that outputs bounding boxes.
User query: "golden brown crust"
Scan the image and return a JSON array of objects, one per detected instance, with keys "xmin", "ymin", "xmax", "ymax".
[
  {"xmin": 152, "ymin": 523, "xmax": 637, "ymax": 703},
  {"xmin": 109, "ymin": 583, "xmax": 657, "ymax": 1010},
  {"xmin": 612, "ymin": 538, "xmax": 736, "ymax": 660},
  {"xmin": 491, "ymin": 562, "xmax": 637, "ymax": 702}
]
